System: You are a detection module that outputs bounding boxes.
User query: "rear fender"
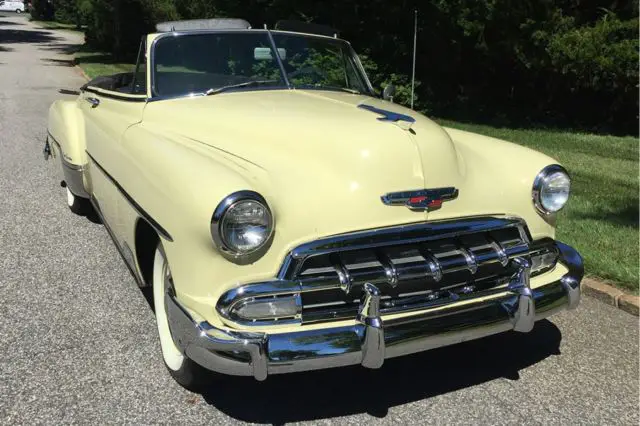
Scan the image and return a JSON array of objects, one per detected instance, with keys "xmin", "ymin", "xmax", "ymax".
[{"xmin": 47, "ymin": 99, "xmax": 89, "ymax": 197}]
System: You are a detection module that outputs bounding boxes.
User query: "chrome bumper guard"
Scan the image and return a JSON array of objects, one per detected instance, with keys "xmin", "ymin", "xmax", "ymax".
[{"xmin": 166, "ymin": 241, "xmax": 583, "ymax": 381}]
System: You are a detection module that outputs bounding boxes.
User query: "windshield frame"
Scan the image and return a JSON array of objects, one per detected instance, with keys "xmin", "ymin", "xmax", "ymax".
[{"xmin": 148, "ymin": 29, "xmax": 375, "ymax": 101}]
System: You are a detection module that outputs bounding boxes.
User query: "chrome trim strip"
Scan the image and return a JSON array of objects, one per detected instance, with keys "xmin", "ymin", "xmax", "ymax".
[
  {"xmin": 82, "ymin": 87, "xmax": 147, "ymax": 103},
  {"xmin": 86, "ymin": 152, "xmax": 173, "ymax": 242},
  {"xmin": 89, "ymin": 196, "xmax": 146, "ymax": 287},
  {"xmin": 168, "ymin": 243, "xmax": 582, "ymax": 380},
  {"xmin": 285, "ymin": 216, "xmax": 525, "ymax": 269}
]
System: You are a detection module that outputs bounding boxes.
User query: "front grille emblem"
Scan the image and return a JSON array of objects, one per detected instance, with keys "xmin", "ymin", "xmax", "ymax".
[{"xmin": 381, "ymin": 187, "xmax": 459, "ymax": 211}]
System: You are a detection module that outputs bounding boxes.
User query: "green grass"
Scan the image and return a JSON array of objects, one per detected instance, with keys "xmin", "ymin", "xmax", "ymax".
[
  {"xmin": 74, "ymin": 49, "xmax": 134, "ymax": 79},
  {"xmin": 438, "ymin": 119, "xmax": 639, "ymax": 293}
]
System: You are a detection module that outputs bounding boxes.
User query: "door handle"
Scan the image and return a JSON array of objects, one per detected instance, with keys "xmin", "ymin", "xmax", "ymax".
[{"xmin": 85, "ymin": 97, "xmax": 100, "ymax": 108}]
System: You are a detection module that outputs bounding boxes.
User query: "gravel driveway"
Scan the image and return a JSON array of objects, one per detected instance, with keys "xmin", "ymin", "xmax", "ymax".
[{"xmin": 0, "ymin": 14, "xmax": 638, "ymax": 425}]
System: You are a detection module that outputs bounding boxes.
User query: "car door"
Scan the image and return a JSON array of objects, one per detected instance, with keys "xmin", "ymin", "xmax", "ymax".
[
  {"xmin": 80, "ymin": 47, "xmax": 147, "ymax": 246},
  {"xmin": 0, "ymin": 2, "xmax": 8, "ymax": 11}
]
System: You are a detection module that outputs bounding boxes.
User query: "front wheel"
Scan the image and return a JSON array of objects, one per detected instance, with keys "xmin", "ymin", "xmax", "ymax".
[
  {"xmin": 153, "ymin": 244, "xmax": 209, "ymax": 391},
  {"xmin": 15, "ymin": 9, "xmax": 21, "ymax": 13}
]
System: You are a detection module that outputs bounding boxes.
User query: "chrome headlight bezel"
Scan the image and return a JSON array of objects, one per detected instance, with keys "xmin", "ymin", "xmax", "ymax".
[
  {"xmin": 211, "ymin": 190, "xmax": 275, "ymax": 264},
  {"xmin": 532, "ymin": 165, "xmax": 571, "ymax": 215}
]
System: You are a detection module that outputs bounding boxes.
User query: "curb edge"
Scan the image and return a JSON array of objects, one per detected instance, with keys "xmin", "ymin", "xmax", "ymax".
[{"xmin": 581, "ymin": 277, "xmax": 639, "ymax": 316}]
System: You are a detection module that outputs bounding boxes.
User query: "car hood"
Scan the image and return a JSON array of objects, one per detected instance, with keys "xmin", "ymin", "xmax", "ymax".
[{"xmin": 143, "ymin": 90, "xmax": 465, "ymax": 235}]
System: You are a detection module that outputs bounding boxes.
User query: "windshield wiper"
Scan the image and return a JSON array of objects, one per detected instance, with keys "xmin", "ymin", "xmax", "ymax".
[
  {"xmin": 333, "ymin": 87, "xmax": 362, "ymax": 95},
  {"xmin": 205, "ymin": 80, "xmax": 278, "ymax": 96}
]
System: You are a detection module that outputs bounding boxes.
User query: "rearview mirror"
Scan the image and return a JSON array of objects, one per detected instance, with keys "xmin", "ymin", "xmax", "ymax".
[
  {"xmin": 254, "ymin": 47, "xmax": 287, "ymax": 61},
  {"xmin": 383, "ymin": 84, "xmax": 396, "ymax": 102}
]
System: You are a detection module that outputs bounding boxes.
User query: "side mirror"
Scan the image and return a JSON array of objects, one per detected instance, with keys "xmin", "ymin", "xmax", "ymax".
[{"xmin": 382, "ymin": 84, "xmax": 396, "ymax": 102}]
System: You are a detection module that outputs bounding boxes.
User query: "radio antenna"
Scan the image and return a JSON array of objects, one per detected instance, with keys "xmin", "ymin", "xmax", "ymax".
[{"xmin": 410, "ymin": 9, "xmax": 418, "ymax": 110}]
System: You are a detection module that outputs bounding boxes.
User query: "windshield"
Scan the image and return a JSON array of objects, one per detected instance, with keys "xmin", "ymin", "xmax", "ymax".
[{"xmin": 151, "ymin": 31, "xmax": 372, "ymax": 98}]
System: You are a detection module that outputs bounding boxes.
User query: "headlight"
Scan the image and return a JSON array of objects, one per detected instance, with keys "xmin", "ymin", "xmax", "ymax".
[
  {"xmin": 211, "ymin": 191, "xmax": 274, "ymax": 264},
  {"xmin": 532, "ymin": 165, "xmax": 571, "ymax": 214}
]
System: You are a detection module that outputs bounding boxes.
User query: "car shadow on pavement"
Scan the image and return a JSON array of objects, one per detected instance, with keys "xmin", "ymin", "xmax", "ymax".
[{"xmin": 200, "ymin": 319, "xmax": 562, "ymax": 423}]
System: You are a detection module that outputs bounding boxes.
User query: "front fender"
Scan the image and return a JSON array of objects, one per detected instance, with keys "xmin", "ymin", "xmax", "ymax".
[
  {"xmin": 441, "ymin": 127, "xmax": 559, "ymax": 240},
  {"xmin": 120, "ymin": 125, "xmax": 282, "ymax": 321}
]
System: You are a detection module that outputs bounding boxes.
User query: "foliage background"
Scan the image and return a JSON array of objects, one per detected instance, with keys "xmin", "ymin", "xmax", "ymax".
[{"xmin": 32, "ymin": 0, "xmax": 639, "ymax": 134}]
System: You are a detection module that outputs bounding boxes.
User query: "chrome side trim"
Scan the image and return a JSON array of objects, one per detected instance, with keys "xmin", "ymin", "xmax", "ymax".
[
  {"xmin": 86, "ymin": 152, "xmax": 173, "ymax": 242},
  {"xmin": 89, "ymin": 196, "xmax": 146, "ymax": 287}
]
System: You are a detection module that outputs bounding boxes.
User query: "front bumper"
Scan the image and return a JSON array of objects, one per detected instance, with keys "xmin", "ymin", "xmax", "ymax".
[{"xmin": 165, "ymin": 241, "xmax": 583, "ymax": 381}]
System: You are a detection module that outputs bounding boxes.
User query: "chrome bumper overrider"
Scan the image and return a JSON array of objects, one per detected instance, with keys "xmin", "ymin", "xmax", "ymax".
[{"xmin": 165, "ymin": 241, "xmax": 583, "ymax": 381}]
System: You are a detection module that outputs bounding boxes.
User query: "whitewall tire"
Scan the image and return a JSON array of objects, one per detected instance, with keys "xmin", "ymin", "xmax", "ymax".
[{"xmin": 152, "ymin": 244, "xmax": 208, "ymax": 390}]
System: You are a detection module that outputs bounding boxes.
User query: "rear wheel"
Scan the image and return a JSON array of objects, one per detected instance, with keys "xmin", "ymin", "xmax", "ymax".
[
  {"xmin": 66, "ymin": 187, "xmax": 92, "ymax": 215},
  {"xmin": 153, "ymin": 243, "xmax": 208, "ymax": 391}
]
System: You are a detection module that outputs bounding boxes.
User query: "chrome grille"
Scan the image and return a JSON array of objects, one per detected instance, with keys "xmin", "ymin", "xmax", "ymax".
[
  {"xmin": 217, "ymin": 217, "xmax": 559, "ymax": 326},
  {"xmin": 294, "ymin": 225, "xmax": 534, "ymax": 323}
]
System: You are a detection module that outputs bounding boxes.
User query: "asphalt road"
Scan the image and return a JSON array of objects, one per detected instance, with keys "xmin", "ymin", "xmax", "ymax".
[{"xmin": 0, "ymin": 15, "xmax": 638, "ymax": 425}]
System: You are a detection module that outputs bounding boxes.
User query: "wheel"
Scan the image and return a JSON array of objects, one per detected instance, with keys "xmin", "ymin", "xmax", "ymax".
[
  {"xmin": 66, "ymin": 187, "xmax": 92, "ymax": 215},
  {"xmin": 15, "ymin": 9, "xmax": 21, "ymax": 13},
  {"xmin": 153, "ymin": 243, "xmax": 209, "ymax": 391}
]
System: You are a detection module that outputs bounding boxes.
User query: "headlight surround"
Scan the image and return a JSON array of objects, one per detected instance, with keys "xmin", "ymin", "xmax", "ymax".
[
  {"xmin": 532, "ymin": 165, "xmax": 571, "ymax": 215},
  {"xmin": 211, "ymin": 191, "xmax": 274, "ymax": 264}
]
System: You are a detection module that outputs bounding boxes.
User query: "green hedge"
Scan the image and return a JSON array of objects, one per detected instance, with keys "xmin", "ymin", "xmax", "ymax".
[{"xmin": 37, "ymin": 0, "xmax": 639, "ymax": 135}]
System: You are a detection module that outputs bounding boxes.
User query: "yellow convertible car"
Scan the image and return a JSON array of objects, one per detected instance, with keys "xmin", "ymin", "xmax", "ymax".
[{"xmin": 45, "ymin": 19, "xmax": 583, "ymax": 389}]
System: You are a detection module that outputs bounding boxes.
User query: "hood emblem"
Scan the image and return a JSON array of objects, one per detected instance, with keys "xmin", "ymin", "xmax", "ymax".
[
  {"xmin": 358, "ymin": 104, "xmax": 415, "ymax": 124},
  {"xmin": 381, "ymin": 187, "xmax": 459, "ymax": 211}
]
